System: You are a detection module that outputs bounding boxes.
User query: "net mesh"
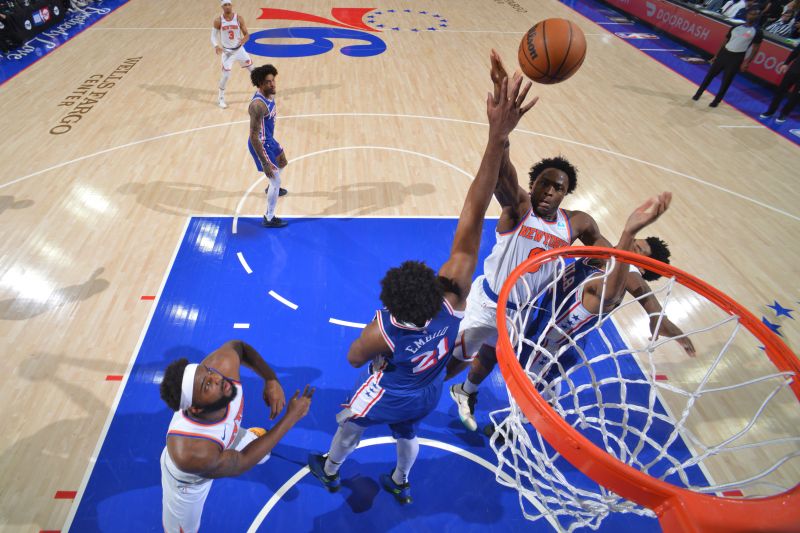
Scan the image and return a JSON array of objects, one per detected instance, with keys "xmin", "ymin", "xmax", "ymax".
[{"xmin": 490, "ymin": 253, "xmax": 800, "ymax": 532}]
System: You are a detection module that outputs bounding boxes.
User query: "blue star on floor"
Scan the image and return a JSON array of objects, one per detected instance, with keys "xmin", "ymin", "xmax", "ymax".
[
  {"xmin": 767, "ymin": 300, "xmax": 794, "ymax": 319},
  {"xmin": 762, "ymin": 316, "xmax": 783, "ymax": 336}
]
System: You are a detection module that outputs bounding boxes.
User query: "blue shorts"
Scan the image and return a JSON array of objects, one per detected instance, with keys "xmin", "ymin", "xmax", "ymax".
[
  {"xmin": 247, "ymin": 139, "xmax": 283, "ymax": 171},
  {"xmin": 345, "ymin": 368, "xmax": 441, "ymax": 440}
]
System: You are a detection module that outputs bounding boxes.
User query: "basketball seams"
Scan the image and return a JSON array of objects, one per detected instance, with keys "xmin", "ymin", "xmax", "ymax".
[
  {"xmin": 553, "ymin": 20, "xmax": 574, "ymax": 80},
  {"xmin": 541, "ymin": 20, "xmax": 552, "ymax": 79}
]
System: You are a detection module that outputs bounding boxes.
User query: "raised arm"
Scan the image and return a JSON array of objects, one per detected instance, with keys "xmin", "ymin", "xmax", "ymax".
[
  {"xmin": 490, "ymin": 50, "xmax": 532, "ymax": 226},
  {"xmin": 225, "ymin": 340, "xmax": 286, "ymax": 419},
  {"xmin": 582, "ymin": 193, "xmax": 672, "ymax": 314},
  {"xmin": 172, "ymin": 387, "xmax": 314, "ymax": 479},
  {"xmin": 438, "ymin": 72, "xmax": 538, "ymax": 301}
]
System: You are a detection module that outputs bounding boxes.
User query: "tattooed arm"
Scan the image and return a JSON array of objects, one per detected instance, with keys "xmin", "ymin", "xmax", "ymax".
[{"xmin": 248, "ymin": 99, "xmax": 273, "ymax": 178}]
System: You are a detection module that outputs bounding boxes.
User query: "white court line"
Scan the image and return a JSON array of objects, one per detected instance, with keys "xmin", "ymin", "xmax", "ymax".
[
  {"xmin": 233, "ymin": 323, "xmax": 250, "ymax": 329},
  {"xmin": 329, "ymin": 318, "xmax": 367, "ymax": 328},
  {"xmin": 62, "ymin": 218, "xmax": 192, "ymax": 531},
  {"xmin": 232, "ymin": 144, "xmax": 475, "ymax": 233},
  {"xmin": 718, "ymin": 125, "xmax": 765, "ymax": 129},
  {"xmin": 268, "ymin": 290, "xmax": 299, "ymax": 310},
  {"xmin": 237, "ymin": 252, "xmax": 253, "ymax": 274},
  {"xmin": 246, "ymin": 436, "xmax": 558, "ymax": 532},
  {"xmin": 5, "ymin": 112, "xmax": 798, "ymax": 222},
  {"xmin": 596, "ymin": 21, "xmax": 633, "ymax": 24},
  {"xmin": 638, "ymin": 48, "xmax": 683, "ymax": 52}
]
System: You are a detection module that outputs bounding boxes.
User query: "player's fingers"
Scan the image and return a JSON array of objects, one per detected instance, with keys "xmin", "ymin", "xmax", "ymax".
[
  {"xmin": 508, "ymin": 72, "xmax": 523, "ymax": 101},
  {"xmin": 306, "ymin": 387, "xmax": 316, "ymax": 398},
  {"xmin": 516, "ymin": 81, "xmax": 533, "ymax": 108},
  {"xmin": 290, "ymin": 389, "xmax": 300, "ymax": 400},
  {"xmin": 521, "ymin": 95, "xmax": 539, "ymax": 116},
  {"xmin": 499, "ymin": 76, "xmax": 508, "ymax": 103}
]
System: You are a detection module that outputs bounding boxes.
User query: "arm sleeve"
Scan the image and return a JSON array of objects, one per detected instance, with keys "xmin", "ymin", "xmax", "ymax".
[
  {"xmin": 753, "ymin": 28, "xmax": 764, "ymax": 44},
  {"xmin": 211, "ymin": 28, "xmax": 220, "ymax": 47}
]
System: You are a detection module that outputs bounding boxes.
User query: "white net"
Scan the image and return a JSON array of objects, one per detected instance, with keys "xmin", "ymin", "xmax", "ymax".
[{"xmin": 490, "ymin": 253, "xmax": 800, "ymax": 532}]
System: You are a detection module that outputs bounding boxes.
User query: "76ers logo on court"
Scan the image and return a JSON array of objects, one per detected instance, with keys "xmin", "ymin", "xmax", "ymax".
[{"xmin": 246, "ymin": 8, "xmax": 386, "ymax": 58}]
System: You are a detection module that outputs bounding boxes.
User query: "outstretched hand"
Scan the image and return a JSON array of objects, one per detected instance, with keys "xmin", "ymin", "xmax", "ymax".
[
  {"xmin": 623, "ymin": 192, "xmax": 672, "ymax": 236},
  {"xmin": 490, "ymin": 48, "xmax": 509, "ymax": 95},
  {"xmin": 487, "ymin": 70, "xmax": 538, "ymax": 140}
]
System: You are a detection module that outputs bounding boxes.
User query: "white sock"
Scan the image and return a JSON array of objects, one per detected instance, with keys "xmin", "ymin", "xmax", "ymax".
[
  {"xmin": 462, "ymin": 378, "xmax": 479, "ymax": 395},
  {"xmin": 219, "ymin": 70, "xmax": 231, "ymax": 93},
  {"xmin": 392, "ymin": 437, "xmax": 419, "ymax": 485},
  {"xmin": 324, "ymin": 422, "xmax": 364, "ymax": 476},
  {"xmin": 265, "ymin": 168, "xmax": 281, "ymax": 220}
]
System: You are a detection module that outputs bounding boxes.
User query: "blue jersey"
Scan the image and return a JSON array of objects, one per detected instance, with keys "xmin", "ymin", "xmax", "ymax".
[
  {"xmin": 247, "ymin": 91, "xmax": 283, "ymax": 171},
  {"xmin": 344, "ymin": 299, "xmax": 463, "ymax": 438},
  {"xmin": 521, "ymin": 258, "xmax": 602, "ymax": 381}
]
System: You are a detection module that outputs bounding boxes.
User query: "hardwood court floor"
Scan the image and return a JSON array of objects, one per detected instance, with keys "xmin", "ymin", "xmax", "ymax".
[{"xmin": 0, "ymin": 0, "xmax": 798, "ymax": 531}]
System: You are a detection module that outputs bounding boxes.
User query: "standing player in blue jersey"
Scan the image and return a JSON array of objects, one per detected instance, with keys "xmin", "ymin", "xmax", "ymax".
[
  {"xmin": 307, "ymin": 69, "xmax": 539, "ymax": 504},
  {"xmin": 248, "ymin": 64, "xmax": 288, "ymax": 228}
]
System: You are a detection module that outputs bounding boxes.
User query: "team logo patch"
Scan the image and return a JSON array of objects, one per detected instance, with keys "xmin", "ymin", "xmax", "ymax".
[{"xmin": 24, "ymin": 19, "xmax": 32, "ymax": 30}]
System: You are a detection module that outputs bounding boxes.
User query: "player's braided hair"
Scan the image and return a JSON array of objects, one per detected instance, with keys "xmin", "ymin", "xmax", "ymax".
[
  {"xmin": 251, "ymin": 64, "xmax": 278, "ymax": 87},
  {"xmin": 160, "ymin": 358, "xmax": 189, "ymax": 411},
  {"xmin": 529, "ymin": 155, "xmax": 578, "ymax": 194},
  {"xmin": 380, "ymin": 260, "xmax": 443, "ymax": 327},
  {"xmin": 641, "ymin": 236, "xmax": 671, "ymax": 282}
]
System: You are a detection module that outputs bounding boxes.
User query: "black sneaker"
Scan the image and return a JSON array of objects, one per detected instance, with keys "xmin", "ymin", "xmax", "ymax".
[
  {"xmin": 776, "ymin": 116, "xmax": 787, "ymax": 124},
  {"xmin": 264, "ymin": 187, "xmax": 288, "ymax": 197},
  {"xmin": 307, "ymin": 454, "xmax": 341, "ymax": 493},
  {"xmin": 709, "ymin": 100, "xmax": 720, "ymax": 108},
  {"xmin": 692, "ymin": 92, "xmax": 701, "ymax": 101},
  {"xmin": 759, "ymin": 112, "xmax": 773, "ymax": 119},
  {"xmin": 380, "ymin": 470, "xmax": 412, "ymax": 505},
  {"xmin": 262, "ymin": 216, "xmax": 288, "ymax": 228}
]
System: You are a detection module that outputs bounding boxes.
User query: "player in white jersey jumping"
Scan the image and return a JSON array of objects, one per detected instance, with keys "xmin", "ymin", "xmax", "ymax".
[
  {"xmin": 450, "ymin": 51, "xmax": 694, "ymax": 431},
  {"xmin": 159, "ymin": 341, "xmax": 313, "ymax": 533},
  {"xmin": 212, "ymin": 0, "xmax": 254, "ymax": 109},
  {"xmin": 249, "ymin": 64, "xmax": 289, "ymax": 227}
]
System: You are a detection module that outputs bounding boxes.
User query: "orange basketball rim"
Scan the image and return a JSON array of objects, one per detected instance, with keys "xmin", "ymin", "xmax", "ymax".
[{"xmin": 495, "ymin": 246, "xmax": 800, "ymax": 533}]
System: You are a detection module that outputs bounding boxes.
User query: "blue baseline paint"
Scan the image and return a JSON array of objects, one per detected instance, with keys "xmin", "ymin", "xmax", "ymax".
[
  {"xmin": 0, "ymin": 0, "xmax": 129, "ymax": 85},
  {"xmin": 69, "ymin": 217, "xmax": 706, "ymax": 532},
  {"xmin": 246, "ymin": 27, "xmax": 386, "ymax": 58},
  {"xmin": 559, "ymin": 0, "xmax": 800, "ymax": 145}
]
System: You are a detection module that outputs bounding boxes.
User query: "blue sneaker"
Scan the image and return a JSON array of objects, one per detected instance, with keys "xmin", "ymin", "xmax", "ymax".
[
  {"xmin": 307, "ymin": 453, "xmax": 341, "ymax": 493},
  {"xmin": 380, "ymin": 470, "xmax": 412, "ymax": 505}
]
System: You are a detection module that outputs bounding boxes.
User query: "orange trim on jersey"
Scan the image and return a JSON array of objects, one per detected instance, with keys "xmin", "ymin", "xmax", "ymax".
[
  {"xmin": 167, "ymin": 431, "xmax": 225, "ymax": 450},
  {"xmin": 498, "ymin": 208, "xmax": 532, "ymax": 236}
]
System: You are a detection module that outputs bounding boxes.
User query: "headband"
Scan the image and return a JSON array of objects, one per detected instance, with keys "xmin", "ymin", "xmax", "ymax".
[{"xmin": 179, "ymin": 363, "xmax": 199, "ymax": 410}]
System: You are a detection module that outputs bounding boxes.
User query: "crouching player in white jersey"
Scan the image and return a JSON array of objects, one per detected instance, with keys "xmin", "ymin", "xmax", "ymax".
[
  {"xmin": 212, "ymin": 1, "xmax": 254, "ymax": 109},
  {"xmin": 449, "ymin": 51, "xmax": 694, "ymax": 432},
  {"xmin": 159, "ymin": 341, "xmax": 314, "ymax": 533},
  {"xmin": 520, "ymin": 193, "xmax": 673, "ymax": 401},
  {"xmin": 307, "ymin": 70, "xmax": 539, "ymax": 504}
]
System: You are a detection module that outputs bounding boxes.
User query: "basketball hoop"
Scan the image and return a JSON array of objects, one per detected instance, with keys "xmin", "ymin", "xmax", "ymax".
[{"xmin": 493, "ymin": 246, "xmax": 800, "ymax": 532}]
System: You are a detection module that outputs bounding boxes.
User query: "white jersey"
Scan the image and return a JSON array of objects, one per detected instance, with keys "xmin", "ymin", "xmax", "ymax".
[
  {"xmin": 163, "ymin": 380, "xmax": 245, "ymax": 483},
  {"xmin": 483, "ymin": 208, "xmax": 572, "ymax": 306},
  {"xmin": 220, "ymin": 13, "xmax": 243, "ymax": 50}
]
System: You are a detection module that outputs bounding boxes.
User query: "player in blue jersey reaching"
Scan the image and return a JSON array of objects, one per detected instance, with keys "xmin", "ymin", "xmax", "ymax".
[{"xmin": 308, "ymin": 68, "xmax": 539, "ymax": 505}]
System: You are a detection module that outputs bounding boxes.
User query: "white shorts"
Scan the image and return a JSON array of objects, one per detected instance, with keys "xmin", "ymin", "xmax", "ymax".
[
  {"xmin": 161, "ymin": 429, "xmax": 268, "ymax": 533},
  {"xmin": 457, "ymin": 275, "xmax": 501, "ymax": 360},
  {"xmin": 221, "ymin": 46, "xmax": 252, "ymax": 71}
]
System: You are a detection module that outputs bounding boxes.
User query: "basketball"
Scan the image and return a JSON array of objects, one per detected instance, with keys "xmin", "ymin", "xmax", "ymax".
[{"xmin": 518, "ymin": 18, "xmax": 586, "ymax": 84}]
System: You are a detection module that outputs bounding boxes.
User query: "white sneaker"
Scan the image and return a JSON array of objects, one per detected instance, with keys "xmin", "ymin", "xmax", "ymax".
[
  {"xmin": 449, "ymin": 383, "xmax": 478, "ymax": 431},
  {"xmin": 218, "ymin": 97, "xmax": 228, "ymax": 109}
]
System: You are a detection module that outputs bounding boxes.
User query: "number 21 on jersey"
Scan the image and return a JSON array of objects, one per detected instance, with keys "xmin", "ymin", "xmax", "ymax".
[{"xmin": 410, "ymin": 337, "xmax": 450, "ymax": 374}]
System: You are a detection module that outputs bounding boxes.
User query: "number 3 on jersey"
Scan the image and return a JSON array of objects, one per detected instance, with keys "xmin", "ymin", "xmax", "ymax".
[{"xmin": 410, "ymin": 337, "xmax": 450, "ymax": 374}]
